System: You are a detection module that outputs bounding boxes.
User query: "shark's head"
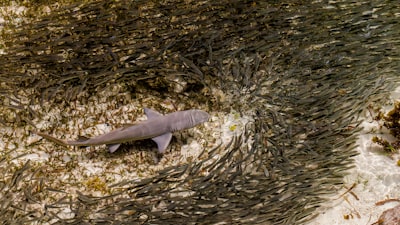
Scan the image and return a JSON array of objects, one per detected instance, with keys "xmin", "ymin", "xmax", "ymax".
[
  {"xmin": 191, "ymin": 110, "xmax": 210, "ymax": 125},
  {"xmin": 169, "ymin": 109, "xmax": 209, "ymax": 132}
]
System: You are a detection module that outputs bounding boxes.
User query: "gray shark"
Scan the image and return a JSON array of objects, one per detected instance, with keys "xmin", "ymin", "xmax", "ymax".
[{"xmin": 36, "ymin": 108, "xmax": 210, "ymax": 153}]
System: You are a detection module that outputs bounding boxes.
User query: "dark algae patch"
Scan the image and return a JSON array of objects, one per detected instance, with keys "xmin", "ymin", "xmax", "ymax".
[
  {"xmin": 372, "ymin": 102, "xmax": 400, "ymax": 155},
  {"xmin": 0, "ymin": 0, "xmax": 400, "ymax": 224}
]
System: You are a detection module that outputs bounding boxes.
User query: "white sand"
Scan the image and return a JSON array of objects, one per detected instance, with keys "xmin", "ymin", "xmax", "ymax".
[{"xmin": 309, "ymin": 86, "xmax": 400, "ymax": 225}]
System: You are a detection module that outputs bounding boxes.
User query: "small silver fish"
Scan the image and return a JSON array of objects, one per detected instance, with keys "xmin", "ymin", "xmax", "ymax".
[{"xmin": 36, "ymin": 108, "xmax": 209, "ymax": 153}]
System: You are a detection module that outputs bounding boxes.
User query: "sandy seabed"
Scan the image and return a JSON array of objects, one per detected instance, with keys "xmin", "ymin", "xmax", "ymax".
[{"xmin": 310, "ymin": 86, "xmax": 400, "ymax": 225}]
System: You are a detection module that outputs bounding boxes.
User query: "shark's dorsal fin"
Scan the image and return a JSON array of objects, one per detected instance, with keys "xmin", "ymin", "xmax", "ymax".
[
  {"xmin": 152, "ymin": 132, "xmax": 172, "ymax": 154},
  {"xmin": 144, "ymin": 108, "xmax": 163, "ymax": 119},
  {"xmin": 77, "ymin": 136, "xmax": 90, "ymax": 141},
  {"xmin": 65, "ymin": 136, "xmax": 91, "ymax": 147}
]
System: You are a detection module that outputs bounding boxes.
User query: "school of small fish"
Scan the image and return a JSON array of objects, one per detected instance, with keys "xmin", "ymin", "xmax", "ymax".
[{"xmin": 0, "ymin": 0, "xmax": 399, "ymax": 224}]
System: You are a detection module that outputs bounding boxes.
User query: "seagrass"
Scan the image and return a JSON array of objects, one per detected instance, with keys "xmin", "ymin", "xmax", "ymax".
[{"xmin": 0, "ymin": 0, "xmax": 399, "ymax": 224}]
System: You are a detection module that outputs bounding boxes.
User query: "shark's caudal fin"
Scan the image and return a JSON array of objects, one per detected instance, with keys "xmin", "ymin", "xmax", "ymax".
[{"xmin": 36, "ymin": 131, "xmax": 68, "ymax": 146}]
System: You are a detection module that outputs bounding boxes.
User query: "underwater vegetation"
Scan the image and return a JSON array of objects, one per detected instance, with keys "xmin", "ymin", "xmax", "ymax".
[
  {"xmin": 372, "ymin": 102, "xmax": 400, "ymax": 155},
  {"xmin": 0, "ymin": 0, "xmax": 399, "ymax": 224}
]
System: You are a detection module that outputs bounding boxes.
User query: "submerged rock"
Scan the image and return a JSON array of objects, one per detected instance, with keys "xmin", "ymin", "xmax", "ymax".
[{"xmin": 374, "ymin": 205, "xmax": 400, "ymax": 225}]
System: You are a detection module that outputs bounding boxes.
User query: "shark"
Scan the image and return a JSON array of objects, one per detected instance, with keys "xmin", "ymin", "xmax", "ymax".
[{"xmin": 36, "ymin": 108, "xmax": 210, "ymax": 154}]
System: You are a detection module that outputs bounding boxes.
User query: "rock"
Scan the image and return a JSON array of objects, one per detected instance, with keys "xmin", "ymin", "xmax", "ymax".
[{"xmin": 375, "ymin": 205, "xmax": 400, "ymax": 225}]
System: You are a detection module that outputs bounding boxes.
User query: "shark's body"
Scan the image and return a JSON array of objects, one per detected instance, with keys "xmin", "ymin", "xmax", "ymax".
[{"xmin": 37, "ymin": 108, "xmax": 209, "ymax": 153}]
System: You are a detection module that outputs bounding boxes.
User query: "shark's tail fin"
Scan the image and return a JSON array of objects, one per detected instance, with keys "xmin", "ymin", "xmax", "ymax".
[{"xmin": 35, "ymin": 131, "xmax": 69, "ymax": 146}]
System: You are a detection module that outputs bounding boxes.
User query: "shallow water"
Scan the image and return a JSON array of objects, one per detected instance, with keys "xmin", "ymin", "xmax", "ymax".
[{"xmin": 0, "ymin": 0, "xmax": 399, "ymax": 224}]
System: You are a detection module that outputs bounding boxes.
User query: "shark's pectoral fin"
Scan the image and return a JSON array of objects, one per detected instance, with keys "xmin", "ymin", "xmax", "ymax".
[
  {"xmin": 152, "ymin": 132, "xmax": 172, "ymax": 154},
  {"xmin": 107, "ymin": 143, "xmax": 121, "ymax": 153}
]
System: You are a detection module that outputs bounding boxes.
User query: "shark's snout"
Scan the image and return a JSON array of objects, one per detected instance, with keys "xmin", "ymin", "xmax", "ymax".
[{"xmin": 194, "ymin": 110, "xmax": 210, "ymax": 123}]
